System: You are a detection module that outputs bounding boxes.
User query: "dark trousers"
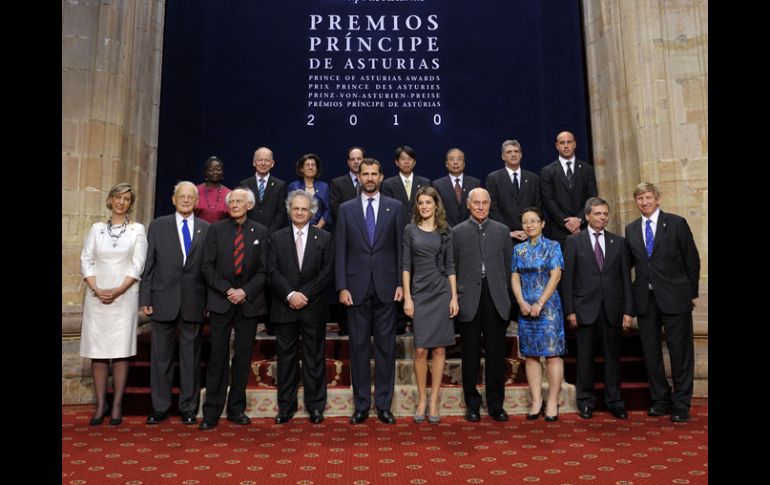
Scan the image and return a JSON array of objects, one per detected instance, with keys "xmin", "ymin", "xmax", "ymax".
[
  {"xmin": 150, "ymin": 316, "xmax": 202, "ymax": 414},
  {"xmin": 575, "ymin": 301, "xmax": 623, "ymax": 410},
  {"xmin": 637, "ymin": 290, "xmax": 694, "ymax": 409},
  {"xmin": 275, "ymin": 319, "xmax": 327, "ymax": 413},
  {"xmin": 460, "ymin": 278, "xmax": 507, "ymax": 411},
  {"xmin": 347, "ymin": 278, "xmax": 396, "ymax": 411},
  {"xmin": 201, "ymin": 306, "xmax": 258, "ymax": 421}
]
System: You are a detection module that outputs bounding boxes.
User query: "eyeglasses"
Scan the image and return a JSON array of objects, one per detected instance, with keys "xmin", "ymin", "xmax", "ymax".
[{"xmin": 521, "ymin": 219, "xmax": 542, "ymax": 226}]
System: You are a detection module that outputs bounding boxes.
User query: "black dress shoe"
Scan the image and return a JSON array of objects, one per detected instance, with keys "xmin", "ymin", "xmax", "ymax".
[
  {"xmin": 376, "ymin": 409, "xmax": 396, "ymax": 424},
  {"xmin": 309, "ymin": 409, "xmax": 324, "ymax": 424},
  {"xmin": 465, "ymin": 407, "xmax": 481, "ymax": 422},
  {"xmin": 577, "ymin": 405, "xmax": 594, "ymax": 419},
  {"xmin": 198, "ymin": 420, "xmax": 218, "ymax": 430},
  {"xmin": 181, "ymin": 412, "xmax": 197, "ymax": 425},
  {"xmin": 489, "ymin": 408, "xmax": 509, "ymax": 422},
  {"xmin": 146, "ymin": 411, "xmax": 169, "ymax": 425},
  {"xmin": 274, "ymin": 411, "xmax": 295, "ymax": 424},
  {"xmin": 526, "ymin": 402, "xmax": 545, "ymax": 421},
  {"xmin": 608, "ymin": 407, "xmax": 628, "ymax": 419},
  {"xmin": 647, "ymin": 403, "xmax": 671, "ymax": 416},
  {"xmin": 670, "ymin": 407, "xmax": 690, "ymax": 422},
  {"xmin": 350, "ymin": 410, "xmax": 369, "ymax": 424},
  {"xmin": 226, "ymin": 413, "xmax": 251, "ymax": 425}
]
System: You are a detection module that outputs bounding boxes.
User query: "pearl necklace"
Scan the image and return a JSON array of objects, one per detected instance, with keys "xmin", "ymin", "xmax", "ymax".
[
  {"xmin": 204, "ymin": 186, "xmax": 222, "ymax": 210},
  {"xmin": 107, "ymin": 217, "xmax": 129, "ymax": 248}
]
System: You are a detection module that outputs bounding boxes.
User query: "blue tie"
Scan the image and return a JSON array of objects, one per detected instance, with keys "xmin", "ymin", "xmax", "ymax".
[
  {"xmin": 258, "ymin": 178, "xmax": 266, "ymax": 201},
  {"xmin": 365, "ymin": 197, "xmax": 376, "ymax": 246},
  {"xmin": 645, "ymin": 219, "xmax": 654, "ymax": 257},
  {"xmin": 182, "ymin": 218, "xmax": 192, "ymax": 258}
]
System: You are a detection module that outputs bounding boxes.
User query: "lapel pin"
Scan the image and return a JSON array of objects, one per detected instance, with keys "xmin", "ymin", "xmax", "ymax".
[
  {"xmin": 386, "ymin": 208, "xmax": 390, "ymax": 212},
  {"xmin": 253, "ymin": 239, "xmax": 259, "ymax": 245},
  {"xmin": 314, "ymin": 235, "xmax": 317, "ymax": 240},
  {"xmin": 663, "ymin": 223, "xmax": 667, "ymax": 228}
]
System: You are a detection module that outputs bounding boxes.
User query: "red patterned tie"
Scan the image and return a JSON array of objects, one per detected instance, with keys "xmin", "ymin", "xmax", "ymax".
[
  {"xmin": 234, "ymin": 224, "xmax": 244, "ymax": 275},
  {"xmin": 454, "ymin": 178, "xmax": 462, "ymax": 203}
]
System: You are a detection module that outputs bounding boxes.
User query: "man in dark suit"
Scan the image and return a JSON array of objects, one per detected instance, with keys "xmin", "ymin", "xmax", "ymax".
[
  {"xmin": 380, "ymin": 145, "xmax": 431, "ymax": 218},
  {"xmin": 335, "ymin": 158, "xmax": 405, "ymax": 425},
  {"xmin": 432, "ymin": 148, "xmax": 482, "ymax": 227},
  {"xmin": 329, "ymin": 146, "xmax": 365, "ymax": 336},
  {"xmin": 625, "ymin": 183, "xmax": 700, "ymax": 423},
  {"xmin": 540, "ymin": 131, "xmax": 598, "ymax": 247},
  {"xmin": 380, "ymin": 145, "xmax": 430, "ymax": 334},
  {"xmin": 240, "ymin": 146, "xmax": 286, "ymax": 335},
  {"xmin": 562, "ymin": 197, "xmax": 634, "ymax": 420},
  {"xmin": 487, "ymin": 139, "xmax": 541, "ymax": 244},
  {"xmin": 198, "ymin": 187, "xmax": 268, "ymax": 430},
  {"xmin": 267, "ymin": 190, "xmax": 334, "ymax": 424},
  {"xmin": 452, "ymin": 188, "xmax": 513, "ymax": 422},
  {"xmin": 140, "ymin": 181, "xmax": 210, "ymax": 426}
]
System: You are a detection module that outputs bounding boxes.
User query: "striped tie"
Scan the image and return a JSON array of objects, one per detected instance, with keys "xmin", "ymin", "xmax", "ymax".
[
  {"xmin": 258, "ymin": 178, "xmax": 266, "ymax": 201},
  {"xmin": 234, "ymin": 224, "xmax": 244, "ymax": 275}
]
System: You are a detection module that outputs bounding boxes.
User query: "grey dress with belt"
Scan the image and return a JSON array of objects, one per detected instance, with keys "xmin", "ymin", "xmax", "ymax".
[{"xmin": 402, "ymin": 224, "xmax": 456, "ymax": 348}]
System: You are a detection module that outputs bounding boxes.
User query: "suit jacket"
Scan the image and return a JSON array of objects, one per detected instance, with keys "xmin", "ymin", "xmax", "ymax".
[
  {"xmin": 139, "ymin": 214, "xmax": 210, "ymax": 322},
  {"xmin": 486, "ymin": 168, "xmax": 541, "ymax": 232},
  {"xmin": 335, "ymin": 194, "xmax": 405, "ymax": 304},
  {"xmin": 380, "ymin": 173, "xmax": 431, "ymax": 219},
  {"xmin": 539, "ymin": 159, "xmax": 597, "ymax": 241},
  {"xmin": 202, "ymin": 218, "xmax": 268, "ymax": 317},
  {"xmin": 562, "ymin": 229, "xmax": 634, "ymax": 326},
  {"xmin": 240, "ymin": 174, "xmax": 287, "ymax": 234},
  {"xmin": 452, "ymin": 217, "xmax": 513, "ymax": 322},
  {"xmin": 287, "ymin": 179, "xmax": 333, "ymax": 226},
  {"xmin": 624, "ymin": 211, "xmax": 700, "ymax": 315},
  {"xmin": 432, "ymin": 174, "xmax": 482, "ymax": 227},
  {"xmin": 330, "ymin": 174, "xmax": 359, "ymax": 220},
  {"xmin": 267, "ymin": 225, "xmax": 334, "ymax": 323}
]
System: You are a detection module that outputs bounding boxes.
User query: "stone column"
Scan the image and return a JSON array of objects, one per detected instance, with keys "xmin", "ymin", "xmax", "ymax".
[
  {"xmin": 582, "ymin": 0, "xmax": 708, "ymax": 396},
  {"xmin": 62, "ymin": 0, "xmax": 165, "ymax": 402}
]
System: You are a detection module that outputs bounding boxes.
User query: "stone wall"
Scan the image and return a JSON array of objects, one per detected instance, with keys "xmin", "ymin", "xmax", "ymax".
[{"xmin": 62, "ymin": 0, "xmax": 166, "ymax": 401}]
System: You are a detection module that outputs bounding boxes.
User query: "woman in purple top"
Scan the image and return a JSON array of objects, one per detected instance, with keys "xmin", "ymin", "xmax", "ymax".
[{"xmin": 195, "ymin": 156, "xmax": 232, "ymax": 224}]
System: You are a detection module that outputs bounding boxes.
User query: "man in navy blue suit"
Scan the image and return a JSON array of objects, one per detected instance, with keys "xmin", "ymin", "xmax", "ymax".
[{"xmin": 335, "ymin": 158, "xmax": 405, "ymax": 425}]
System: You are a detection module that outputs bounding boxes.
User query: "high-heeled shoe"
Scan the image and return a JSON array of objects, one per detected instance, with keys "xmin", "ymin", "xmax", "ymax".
[
  {"xmin": 109, "ymin": 416, "xmax": 123, "ymax": 426},
  {"xmin": 526, "ymin": 401, "xmax": 545, "ymax": 421},
  {"xmin": 413, "ymin": 402, "xmax": 427, "ymax": 423},
  {"xmin": 89, "ymin": 404, "xmax": 109, "ymax": 426},
  {"xmin": 544, "ymin": 404, "xmax": 559, "ymax": 422}
]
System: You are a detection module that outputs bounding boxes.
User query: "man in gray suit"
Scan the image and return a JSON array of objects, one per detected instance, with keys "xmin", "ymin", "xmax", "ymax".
[
  {"xmin": 452, "ymin": 188, "xmax": 513, "ymax": 422},
  {"xmin": 140, "ymin": 181, "xmax": 210, "ymax": 425}
]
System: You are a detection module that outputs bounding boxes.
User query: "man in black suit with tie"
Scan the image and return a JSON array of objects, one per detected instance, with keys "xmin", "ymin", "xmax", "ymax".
[
  {"xmin": 329, "ymin": 146, "xmax": 365, "ymax": 336},
  {"xmin": 335, "ymin": 158, "xmax": 405, "ymax": 425},
  {"xmin": 625, "ymin": 183, "xmax": 700, "ymax": 423},
  {"xmin": 380, "ymin": 145, "xmax": 430, "ymax": 334},
  {"xmin": 562, "ymin": 197, "xmax": 634, "ymax": 420},
  {"xmin": 267, "ymin": 190, "xmax": 334, "ymax": 424},
  {"xmin": 432, "ymin": 148, "xmax": 481, "ymax": 227},
  {"xmin": 540, "ymin": 131, "xmax": 598, "ymax": 247},
  {"xmin": 198, "ymin": 187, "xmax": 268, "ymax": 430},
  {"xmin": 140, "ymin": 181, "xmax": 210, "ymax": 426},
  {"xmin": 240, "ymin": 146, "xmax": 287, "ymax": 335},
  {"xmin": 487, "ymin": 139, "xmax": 541, "ymax": 244}
]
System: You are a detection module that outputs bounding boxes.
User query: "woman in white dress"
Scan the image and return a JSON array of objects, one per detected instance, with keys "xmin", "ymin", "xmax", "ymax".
[{"xmin": 80, "ymin": 183, "xmax": 148, "ymax": 425}]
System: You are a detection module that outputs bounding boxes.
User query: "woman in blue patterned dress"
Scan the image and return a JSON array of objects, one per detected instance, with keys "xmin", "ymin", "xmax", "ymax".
[{"xmin": 512, "ymin": 207, "xmax": 565, "ymax": 422}]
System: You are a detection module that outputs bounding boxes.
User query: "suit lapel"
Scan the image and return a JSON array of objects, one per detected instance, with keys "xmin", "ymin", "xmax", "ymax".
[
  {"xmin": 302, "ymin": 227, "xmax": 317, "ymax": 270},
  {"xmin": 166, "ymin": 217, "xmax": 184, "ymax": 264},
  {"xmin": 630, "ymin": 217, "xmax": 645, "ymax": 254},
  {"xmin": 350, "ymin": 197, "xmax": 370, "ymax": 244},
  {"xmin": 555, "ymin": 161, "xmax": 571, "ymax": 190},
  {"xmin": 603, "ymin": 230, "xmax": 619, "ymax": 270},
  {"xmin": 651, "ymin": 212, "xmax": 668, "ymax": 256},
  {"xmin": 373, "ymin": 197, "xmax": 392, "ymax": 246},
  {"xmin": 186, "ymin": 217, "xmax": 205, "ymax": 267}
]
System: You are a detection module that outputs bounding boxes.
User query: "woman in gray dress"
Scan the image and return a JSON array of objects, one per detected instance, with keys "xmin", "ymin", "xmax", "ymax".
[{"xmin": 402, "ymin": 186, "xmax": 459, "ymax": 423}]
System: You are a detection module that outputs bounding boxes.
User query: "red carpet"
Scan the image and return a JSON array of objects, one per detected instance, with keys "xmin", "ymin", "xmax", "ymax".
[{"xmin": 62, "ymin": 403, "xmax": 707, "ymax": 484}]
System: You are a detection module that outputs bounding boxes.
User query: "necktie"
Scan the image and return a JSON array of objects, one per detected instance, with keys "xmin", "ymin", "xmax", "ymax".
[
  {"xmin": 181, "ymin": 219, "xmax": 192, "ymax": 259},
  {"xmin": 566, "ymin": 161, "xmax": 573, "ymax": 180},
  {"xmin": 645, "ymin": 219, "xmax": 654, "ymax": 257},
  {"xmin": 258, "ymin": 178, "xmax": 266, "ymax": 201},
  {"xmin": 353, "ymin": 177, "xmax": 359, "ymax": 191},
  {"xmin": 234, "ymin": 224, "xmax": 244, "ymax": 275},
  {"xmin": 296, "ymin": 230, "xmax": 304, "ymax": 269},
  {"xmin": 512, "ymin": 172, "xmax": 519, "ymax": 198},
  {"xmin": 365, "ymin": 197, "xmax": 376, "ymax": 246},
  {"xmin": 594, "ymin": 232, "xmax": 604, "ymax": 270},
  {"xmin": 404, "ymin": 178, "xmax": 411, "ymax": 200},
  {"xmin": 454, "ymin": 178, "xmax": 462, "ymax": 203}
]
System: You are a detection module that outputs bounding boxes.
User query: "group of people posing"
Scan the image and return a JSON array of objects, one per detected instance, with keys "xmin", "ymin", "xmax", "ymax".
[{"xmin": 79, "ymin": 131, "xmax": 701, "ymax": 430}]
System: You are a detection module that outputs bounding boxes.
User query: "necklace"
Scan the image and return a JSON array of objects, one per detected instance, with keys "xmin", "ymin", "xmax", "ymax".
[
  {"xmin": 107, "ymin": 217, "xmax": 129, "ymax": 247},
  {"xmin": 204, "ymin": 186, "xmax": 222, "ymax": 210}
]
